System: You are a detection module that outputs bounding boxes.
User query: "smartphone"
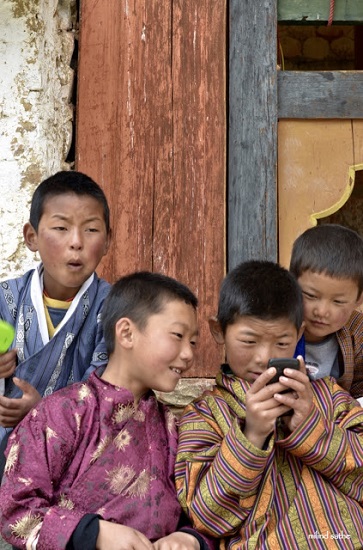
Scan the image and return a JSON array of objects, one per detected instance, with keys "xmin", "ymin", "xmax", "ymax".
[
  {"xmin": 267, "ymin": 358, "xmax": 300, "ymax": 385},
  {"xmin": 267, "ymin": 358, "xmax": 300, "ymax": 416}
]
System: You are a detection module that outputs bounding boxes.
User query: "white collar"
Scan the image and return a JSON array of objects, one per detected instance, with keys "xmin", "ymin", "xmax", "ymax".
[{"xmin": 30, "ymin": 263, "xmax": 94, "ymax": 344}]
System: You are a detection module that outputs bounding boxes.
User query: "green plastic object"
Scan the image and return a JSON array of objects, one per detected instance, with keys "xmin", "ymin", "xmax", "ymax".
[{"xmin": 0, "ymin": 320, "xmax": 15, "ymax": 353}]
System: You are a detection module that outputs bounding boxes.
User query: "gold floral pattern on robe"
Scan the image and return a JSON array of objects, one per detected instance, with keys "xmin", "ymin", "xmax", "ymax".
[
  {"xmin": 4, "ymin": 442, "xmax": 19, "ymax": 474},
  {"xmin": 10, "ymin": 512, "xmax": 42, "ymax": 540},
  {"xmin": 114, "ymin": 429, "xmax": 131, "ymax": 451},
  {"xmin": 90, "ymin": 435, "xmax": 112, "ymax": 463}
]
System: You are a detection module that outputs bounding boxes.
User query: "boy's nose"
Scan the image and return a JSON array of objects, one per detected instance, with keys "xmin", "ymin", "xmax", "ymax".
[
  {"xmin": 180, "ymin": 342, "xmax": 194, "ymax": 364},
  {"xmin": 313, "ymin": 301, "xmax": 329, "ymax": 318},
  {"xmin": 255, "ymin": 347, "xmax": 271, "ymax": 367},
  {"xmin": 70, "ymin": 229, "xmax": 83, "ymax": 250}
]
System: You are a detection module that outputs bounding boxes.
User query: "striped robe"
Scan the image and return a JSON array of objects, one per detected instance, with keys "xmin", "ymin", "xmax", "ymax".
[
  {"xmin": 175, "ymin": 367, "xmax": 363, "ymax": 549},
  {"xmin": 0, "ymin": 264, "xmax": 110, "ymax": 475}
]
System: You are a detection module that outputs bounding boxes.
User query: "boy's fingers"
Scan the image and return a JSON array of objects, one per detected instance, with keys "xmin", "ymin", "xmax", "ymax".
[
  {"xmin": 0, "ymin": 352, "xmax": 17, "ymax": 379},
  {"xmin": 279, "ymin": 369, "xmax": 310, "ymax": 393},
  {"xmin": 296, "ymin": 355, "xmax": 307, "ymax": 374},
  {"xmin": 0, "ymin": 395, "xmax": 19, "ymax": 409},
  {"xmin": 13, "ymin": 377, "xmax": 35, "ymax": 393},
  {"xmin": 0, "ymin": 380, "xmax": 41, "ymax": 408},
  {"xmin": 249, "ymin": 368, "xmax": 277, "ymax": 392}
]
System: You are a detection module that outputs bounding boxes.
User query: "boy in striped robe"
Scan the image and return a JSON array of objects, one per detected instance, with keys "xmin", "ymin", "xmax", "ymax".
[{"xmin": 176, "ymin": 260, "xmax": 363, "ymax": 549}]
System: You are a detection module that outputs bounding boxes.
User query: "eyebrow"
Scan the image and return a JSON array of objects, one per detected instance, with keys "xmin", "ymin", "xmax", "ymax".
[
  {"xmin": 237, "ymin": 329, "xmax": 294, "ymax": 338},
  {"xmin": 237, "ymin": 330, "xmax": 258, "ymax": 337},
  {"xmin": 51, "ymin": 214, "xmax": 103, "ymax": 222}
]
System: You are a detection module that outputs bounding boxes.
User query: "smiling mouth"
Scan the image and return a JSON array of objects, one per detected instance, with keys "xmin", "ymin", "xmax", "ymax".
[{"xmin": 170, "ymin": 367, "xmax": 182, "ymax": 375}]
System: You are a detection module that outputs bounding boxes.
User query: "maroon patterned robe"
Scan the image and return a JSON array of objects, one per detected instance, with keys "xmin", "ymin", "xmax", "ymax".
[{"xmin": 0, "ymin": 371, "xmax": 182, "ymax": 549}]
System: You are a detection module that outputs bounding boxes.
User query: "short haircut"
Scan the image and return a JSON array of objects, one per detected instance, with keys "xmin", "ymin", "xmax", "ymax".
[
  {"xmin": 290, "ymin": 224, "xmax": 363, "ymax": 295},
  {"xmin": 29, "ymin": 171, "xmax": 110, "ymax": 233},
  {"xmin": 102, "ymin": 271, "xmax": 198, "ymax": 354},
  {"xmin": 217, "ymin": 260, "xmax": 303, "ymax": 333}
]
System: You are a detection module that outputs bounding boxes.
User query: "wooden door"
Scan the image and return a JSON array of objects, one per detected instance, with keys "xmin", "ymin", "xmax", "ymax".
[{"xmin": 76, "ymin": 0, "xmax": 226, "ymax": 376}]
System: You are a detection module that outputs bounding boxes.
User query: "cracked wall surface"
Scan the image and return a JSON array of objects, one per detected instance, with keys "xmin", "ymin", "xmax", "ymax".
[{"xmin": 0, "ymin": 0, "xmax": 76, "ymax": 279}]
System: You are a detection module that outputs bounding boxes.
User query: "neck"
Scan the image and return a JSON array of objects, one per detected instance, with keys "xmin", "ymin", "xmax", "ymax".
[{"xmin": 100, "ymin": 359, "xmax": 147, "ymax": 404}]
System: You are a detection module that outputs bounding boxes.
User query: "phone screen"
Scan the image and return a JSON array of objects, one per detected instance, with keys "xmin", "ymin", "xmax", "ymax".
[
  {"xmin": 267, "ymin": 358, "xmax": 300, "ymax": 416},
  {"xmin": 266, "ymin": 358, "xmax": 300, "ymax": 385}
]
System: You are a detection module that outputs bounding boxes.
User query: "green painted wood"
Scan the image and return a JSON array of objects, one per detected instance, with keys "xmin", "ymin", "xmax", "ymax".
[
  {"xmin": 229, "ymin": 0, "xmax": 278, "ymax": 268},
  {"xmin": 278, "ymin": 71, "xmax": 363, "ymax": 118},
  {"xmin": 278, "ymin": 0, "xmax": 363, "ymax": 24}
]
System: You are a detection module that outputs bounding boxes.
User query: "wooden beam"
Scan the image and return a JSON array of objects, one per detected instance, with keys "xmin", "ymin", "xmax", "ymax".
[
  {"xmin": 229, "ymin": 0, "xmax": 278, "ymax": 268},
  {"xmin": 278, "ymin": 0, "xmax": 363, "ymax": 24},
  {"xmin": 278, "ymin": 71, "xmax": 363, "ymax": 118}
]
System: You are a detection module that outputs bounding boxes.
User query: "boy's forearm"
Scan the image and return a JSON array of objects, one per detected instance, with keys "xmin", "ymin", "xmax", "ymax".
[
  {"xmin": 277, "ymin": 381, "xmax": 363, "ymax": 500},
  {"xmin": 176, "ymin": 410, "xmax": 271, "ymax": 536}
]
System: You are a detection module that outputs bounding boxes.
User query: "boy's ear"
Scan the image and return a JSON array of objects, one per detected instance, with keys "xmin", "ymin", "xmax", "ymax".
[
  {"xmin": 103, "ymin": 230, "xmax": 112, "ymax": 256},
  {"xmin": 209, "ymin": 316, "xmax": 225, "ymax": 345},
  {"xmin": 297, "ymin": 321, "xmax": 306, "ymax": 342},
  {"xmin": 114, "ymin": 317, "xmax": 135, "ymax": 349},
  {"xmin": 23, "ymin": 222, "xmax": 38, "ymax": 252},
  {"xmin": 356, "ymin": 291, "xmax": 363, "ymax": 308}
]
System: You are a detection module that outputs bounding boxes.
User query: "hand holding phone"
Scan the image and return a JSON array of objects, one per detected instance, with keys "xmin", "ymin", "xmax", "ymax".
[
  {"xmin": 266, "ymin": 358, "xmax": 300, "ymax": 416},
  {"xmin": 266, "ymin": 358, "xmax": 300, "ymax": 386},
  {"xmin": 267, "ymin": 356, "xmax": 314, "ymax": 430}
]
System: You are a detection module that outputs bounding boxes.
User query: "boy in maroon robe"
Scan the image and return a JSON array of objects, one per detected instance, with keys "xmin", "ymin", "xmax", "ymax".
[{"xmin": 0, "ymin": 272, "xmax": 212, "ymax": 550}]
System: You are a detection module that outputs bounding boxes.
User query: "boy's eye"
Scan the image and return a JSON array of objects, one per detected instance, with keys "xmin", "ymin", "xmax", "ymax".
[
  {"xmin": 190, "ymin": 340, "xmax": 197, "ymax": 347},
  {"xmin": 277, "ymin": 342, "xmax": 289, "ymax": 348},
  {"xmin": 333, "ymin": 300, "xmax": 346, "ymax": 305},
  {"xmin": 172, "ymin": 332, "xmax": 183, "ymax": 339},
  {"xmin": 86, "ymin": 227, "xmax": 100, "ymax": 232},
  {"xmin": 302, "ymin": 291, "xmax": 316, "ymax": 300},
  {"xmin": 240, "ymin": 339, "xmax": 255, "ymax": 345},
  {"xmin": 53, "ymin": 226, "xmax": 67, "ymax": 231}
]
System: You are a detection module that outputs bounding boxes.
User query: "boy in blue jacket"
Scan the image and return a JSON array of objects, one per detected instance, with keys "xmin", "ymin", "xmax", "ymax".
[{"xmin": 0, "ymin": 170, "xmax": 111, "ymax": 475}]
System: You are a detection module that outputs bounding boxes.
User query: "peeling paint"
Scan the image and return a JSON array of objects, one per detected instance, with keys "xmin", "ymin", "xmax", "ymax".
[
  {"xmin": 141, "ymin": 24, "xmax": 146, "ymax": 42},
  {"xmin": 20, "ymin": 99, "xmax": 32, "ymax": 111},
  {"xmin": 0, "ymin": 0, "xmax": 76, "ymax": 279},
  {"xmin": 12, "ymin": 0, "xmax": 40, "ymax": 19}
]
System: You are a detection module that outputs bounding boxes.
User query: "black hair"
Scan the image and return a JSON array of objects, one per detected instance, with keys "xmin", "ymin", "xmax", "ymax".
[
  {"xmin": 29, "ymin": 171, "xmax": 110, "ymax": 233},
  {"xmin": 102, "ymin": 271, "xmax": 198, "ymax": 354},
  {"xmin": 217, "ymin": 260, "xmax": 303, "ymax": 333},
  {"xmin": 289, "ymin": 224, "xmax": 363, "ymax": 296}
]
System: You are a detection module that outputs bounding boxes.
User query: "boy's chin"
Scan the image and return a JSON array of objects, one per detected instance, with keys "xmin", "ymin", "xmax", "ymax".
[{"xmin": 153, "ymin": 382, "xmax": 179, "ymax": 395}]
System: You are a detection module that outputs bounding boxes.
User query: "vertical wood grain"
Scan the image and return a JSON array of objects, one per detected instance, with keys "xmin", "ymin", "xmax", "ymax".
[
  {"xmin": 76, "ymin": 0, "xmax": 226, "ymax": 376},
  {"xmin": 229, "ymin": 0, "xmax": 278, "ymax": 268}
]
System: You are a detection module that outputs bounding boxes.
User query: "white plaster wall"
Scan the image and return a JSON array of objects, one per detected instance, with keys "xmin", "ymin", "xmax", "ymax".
[{"xmin": 0, "ymin": 0, "xmax": 76, "ymax": 280}]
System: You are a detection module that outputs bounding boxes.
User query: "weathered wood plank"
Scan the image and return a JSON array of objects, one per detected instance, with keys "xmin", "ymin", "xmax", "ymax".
[
  {"xmin": 278, "ymin": 0, "xmax": 363, "ymax": 23},
  {"xmin": 77, "ymin": 0, "xmax": 156, "ymax": 276},
  {"xmin": 76, "ymin": 0, "xmax": 226, "ymax": 376},
  {"xmin": 150, "ymin": 0, "xmax": 226, "ymax": 375},
  {"xmin": 229, "ymin": 0, "xmax": 278, "ymax": 268},
  {"xmin": 278, "ymin": 71, "xmax": 363, "ymax": 118}
]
